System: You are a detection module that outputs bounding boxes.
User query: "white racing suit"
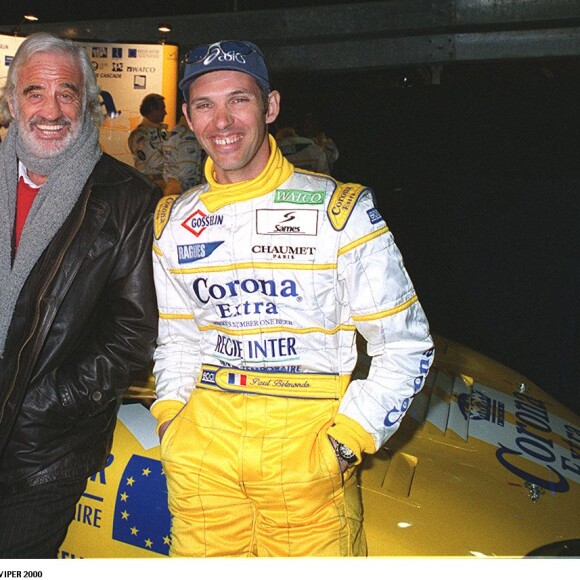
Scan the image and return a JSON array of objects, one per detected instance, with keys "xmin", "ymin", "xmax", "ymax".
[
  {"xmin": 277, "ymin": 133, "xmax": 330, "ymax": 174},
  {"xmin": 127, "ymin": 119, "xmax": 168, "ymax": 189},
  {"xmin": 151, "ymin": 137, "xmax": 434, "ymax": 557},
  {"xmin": 162, "ymin": 117, "xmax": 205, "ymax": 196}
]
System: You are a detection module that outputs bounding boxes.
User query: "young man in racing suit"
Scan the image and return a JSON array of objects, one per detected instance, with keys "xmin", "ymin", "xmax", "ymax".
[{"xmin": 151, "ymin": 39, "xmax": 434, "ymax": 557}]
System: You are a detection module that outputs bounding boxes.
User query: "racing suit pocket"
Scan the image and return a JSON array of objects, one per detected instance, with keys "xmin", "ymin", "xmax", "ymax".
[
  {"xmin": 159, "ymin": 403, "xmax": 187, "ymax": 459},
  {"xmin": 315, "ymin": 425, "xmax": 344, "ymax": 486}
]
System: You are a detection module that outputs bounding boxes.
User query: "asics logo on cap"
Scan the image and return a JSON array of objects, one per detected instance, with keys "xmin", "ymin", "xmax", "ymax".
[{"xmin": 203, "ymin": 43, "xmax": 248, "ymax": 66}]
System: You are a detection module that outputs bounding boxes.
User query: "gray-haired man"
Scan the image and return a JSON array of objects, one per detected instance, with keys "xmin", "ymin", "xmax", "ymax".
[{"xmin": 0, "ymin": 32, "xmax": 160, "ymax": 557}]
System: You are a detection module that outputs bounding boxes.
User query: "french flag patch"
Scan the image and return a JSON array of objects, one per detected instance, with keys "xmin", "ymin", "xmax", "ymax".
[{"xmin": 227, "ymin": 373, "xmax": 247, "ymax": 386}]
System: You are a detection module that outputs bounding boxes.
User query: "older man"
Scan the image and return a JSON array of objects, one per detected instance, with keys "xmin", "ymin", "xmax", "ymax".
[
  {"xmin": 0, "ymin": 33, "xmax": 160, "ymax": 557},
  {"xmin": 152, "ymin": 39, "xmax": 433, "ymax": 557}
]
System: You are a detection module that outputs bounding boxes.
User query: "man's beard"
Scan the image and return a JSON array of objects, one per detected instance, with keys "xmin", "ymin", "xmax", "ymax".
[{"xmin": 16, "ymin": 112, "xmax": 83, "ymax": 160}]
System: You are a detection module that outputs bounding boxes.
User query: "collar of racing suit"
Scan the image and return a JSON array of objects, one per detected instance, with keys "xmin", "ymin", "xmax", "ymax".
[{"xmin": 201, "ymin": 134, "xmax": 294, "ymax": 213}]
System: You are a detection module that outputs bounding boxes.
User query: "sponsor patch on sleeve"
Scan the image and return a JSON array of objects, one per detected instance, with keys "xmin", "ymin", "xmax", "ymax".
[
  {"xmin": 327, "ymin": 183, "xmax": 367, "ymax": 231},
  {"xmin": 154, "ymin": 195, "xmax": 177, "ymax": 240},
  {"xmin": 367, "ymin": 207, "xmax": 384, "ymax": 224}
]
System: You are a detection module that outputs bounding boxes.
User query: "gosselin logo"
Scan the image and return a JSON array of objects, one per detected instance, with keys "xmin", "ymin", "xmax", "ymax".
[{"xmin": 181, "ymin": 209, "xmax": 224, "ymax": 237}]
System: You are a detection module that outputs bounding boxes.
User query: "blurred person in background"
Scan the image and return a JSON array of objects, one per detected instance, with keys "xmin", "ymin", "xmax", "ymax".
[
  {"xmin": 274, "ymin": 122, "xmax": 330, "ymax": 174},
  {"xmin": 300, "ymin": 111, "xmax": 339, "ymax": 175},
  {"xmin": 163, "ymin": 113, "xmax": 206, "ymax": 196},
  {"xmin": 128, "ymin": 92, "xmax": 168, "ymax": 189}
]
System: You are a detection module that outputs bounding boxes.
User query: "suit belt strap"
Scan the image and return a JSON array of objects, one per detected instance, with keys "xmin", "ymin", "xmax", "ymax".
[{"xmin": 197, "ymin": 364, "xmax": 349, "ymax": 400}]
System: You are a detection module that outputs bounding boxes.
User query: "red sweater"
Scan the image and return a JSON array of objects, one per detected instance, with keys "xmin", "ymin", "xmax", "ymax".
[{"xmin": 15, "ymin": 177, "xmax": 39, "ymax": 249}]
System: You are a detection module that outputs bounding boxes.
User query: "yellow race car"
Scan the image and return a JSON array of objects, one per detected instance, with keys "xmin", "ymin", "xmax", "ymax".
[{"xmin": 59, "ymin": 334, "xmax": 580, "ymax": 558}]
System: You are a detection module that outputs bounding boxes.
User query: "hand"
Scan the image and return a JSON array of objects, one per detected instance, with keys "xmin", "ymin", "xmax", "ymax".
[
  {"xmin": 328, "ymin": 434, "xmax": 355, "ymax": 474},
  {"xmin": 158, "ymin": 419, "xmax": 173, "ymax": 442}
]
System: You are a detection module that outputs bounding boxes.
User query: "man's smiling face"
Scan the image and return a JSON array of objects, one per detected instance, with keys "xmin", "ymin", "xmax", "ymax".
[
  {"xmin": 10, "ymin": 51, "xmax": 84, "ymax": 159},
  {"xmin": 183, "ymin": 69, "xmax": 280, "ymax": 184}
]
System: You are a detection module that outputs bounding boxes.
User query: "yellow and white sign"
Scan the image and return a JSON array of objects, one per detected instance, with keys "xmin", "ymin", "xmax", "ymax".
[{"xmin": 80, "ymin": 40, "xmax": 178, "ymax": 166}]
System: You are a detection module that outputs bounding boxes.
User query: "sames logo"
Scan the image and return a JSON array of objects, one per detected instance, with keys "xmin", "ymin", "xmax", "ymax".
[
  {"xmin": 112, "ymin": 455, "xmax": 171, "ymax": 555},
  {"xmin": 256, "ymin": 209, "xmax": 319, "ymax": 236},
  {"xmin": 181, "ymin": 210, "xmax": 224, "ymax": 237}
]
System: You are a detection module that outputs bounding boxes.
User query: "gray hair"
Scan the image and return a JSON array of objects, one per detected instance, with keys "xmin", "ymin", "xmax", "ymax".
[{"xmin": 0, "ymin": 32, "xmax": 103, "ymax": 127}]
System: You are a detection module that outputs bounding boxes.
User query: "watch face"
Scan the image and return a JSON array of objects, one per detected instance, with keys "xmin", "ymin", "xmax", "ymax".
[{"xmin": 338, "ymin": 443, "xmax": 356, "ymax": 463}]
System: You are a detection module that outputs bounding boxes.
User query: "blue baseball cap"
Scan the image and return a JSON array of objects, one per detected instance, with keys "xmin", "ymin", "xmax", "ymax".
[{"xmin": 179, "ymin": 40, "xmax": 271, "ymax": 97}]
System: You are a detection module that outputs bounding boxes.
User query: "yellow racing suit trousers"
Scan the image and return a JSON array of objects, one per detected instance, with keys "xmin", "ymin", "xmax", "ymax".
[{"xmin": 160, "ymin": 388, "xmax": 367, "ymax": 557}]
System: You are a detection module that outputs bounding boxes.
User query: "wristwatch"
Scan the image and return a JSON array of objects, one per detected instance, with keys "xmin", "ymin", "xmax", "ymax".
[{"xmin": 337, "ymin": 442, "xmax": 358, "ymax": 466}]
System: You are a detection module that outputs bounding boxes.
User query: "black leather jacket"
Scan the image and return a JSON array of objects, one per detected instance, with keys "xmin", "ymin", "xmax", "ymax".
[{"xmin": 0, "ymin": 154, "xmax": 160, "ymax": 489}]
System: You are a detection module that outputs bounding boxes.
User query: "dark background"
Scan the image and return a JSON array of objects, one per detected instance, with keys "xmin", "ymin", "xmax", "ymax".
[
  {"xmin": 276, "ymin": 60, "xmax": 580, "ymax": 415},
  {"xmin": 3, "ymin": 0, "xmax": 350, "ymax": 25}
]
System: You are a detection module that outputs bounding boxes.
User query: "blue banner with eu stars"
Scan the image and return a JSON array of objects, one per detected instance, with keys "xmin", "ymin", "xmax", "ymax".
[{"xmin": 112, "ymin": 454, "xmax": 171, "ymax": 555}]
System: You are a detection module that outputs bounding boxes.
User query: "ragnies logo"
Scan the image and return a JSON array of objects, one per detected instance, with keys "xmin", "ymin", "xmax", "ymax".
[{"xmin": 177, "ymin": 241, "xmax": 223, "ymax": 264}]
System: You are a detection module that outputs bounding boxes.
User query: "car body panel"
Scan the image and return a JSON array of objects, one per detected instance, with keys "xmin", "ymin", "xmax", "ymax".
[{"xmin": 360, "ymin": 336, "xmax": 580, "ymax": 557}]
